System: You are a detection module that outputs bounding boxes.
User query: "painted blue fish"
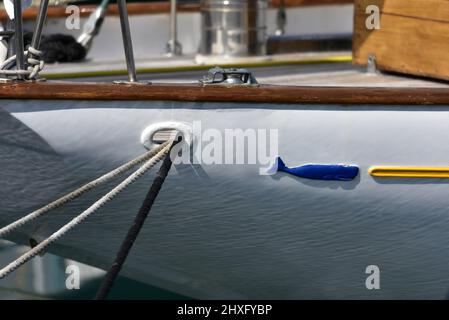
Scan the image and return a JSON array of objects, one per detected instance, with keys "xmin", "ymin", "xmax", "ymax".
[{"xmin": 265, "ymin": 157, "xmax": 359, "ymax": 181}]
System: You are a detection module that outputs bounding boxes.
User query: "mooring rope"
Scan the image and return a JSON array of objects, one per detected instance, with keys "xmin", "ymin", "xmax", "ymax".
[
  {"xmin": 0, "ymin": 141, "xmax": 170, "ymax": 238},
  {"xmin": 95, "ymin": 137, "xmax": 179, "ymax": 299},
  {"xmin": 0, "ymin": 141, "xmax": 173, "ymax": 279},
  {"xmin": 0, "ymin": 47, "xmax": 45, "ymax": 80}
]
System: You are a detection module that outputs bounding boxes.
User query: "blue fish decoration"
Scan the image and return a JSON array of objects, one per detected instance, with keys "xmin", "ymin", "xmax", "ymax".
[{"xmin": 265, "ymin": 157, "xmax": 359, "ymax": 181}]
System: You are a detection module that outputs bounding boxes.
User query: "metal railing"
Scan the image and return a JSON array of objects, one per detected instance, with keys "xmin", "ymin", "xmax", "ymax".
[
  {"xmin": 166, "ymin": 0, "xmax": 182, "ymax": 56},
  {"xmin": 0, "ymin": 0, "xmax": 49, "ymax": 80},
  {"xmin": 1, "ymin": 0, "xmax": 140, "ymax": 83}
]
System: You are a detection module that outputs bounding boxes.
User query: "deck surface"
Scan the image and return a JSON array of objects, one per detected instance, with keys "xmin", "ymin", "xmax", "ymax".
[{"xmin": 43, "ymin": 53, "xmax": 449, "ymax": 88}]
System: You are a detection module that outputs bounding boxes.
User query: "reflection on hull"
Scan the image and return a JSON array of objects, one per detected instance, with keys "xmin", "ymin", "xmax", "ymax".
[{"xmin": 2, "ymin": 100, "xmax": 449, "ymax": 299}]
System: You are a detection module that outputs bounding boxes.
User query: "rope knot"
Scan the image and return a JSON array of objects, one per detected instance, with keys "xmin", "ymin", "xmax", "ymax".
[
  {"xmin": 26, "ymin": 47, "xmax": 45, "ymax": 80},
  {"xmin": 0, "ymin": 47, "xmax": 45, "ymax": 80}
]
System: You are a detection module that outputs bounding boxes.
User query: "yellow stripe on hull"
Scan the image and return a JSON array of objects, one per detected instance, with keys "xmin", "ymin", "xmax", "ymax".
[{"xmin": 369, "ymin": 166, "xmax": 449, "ymax": 178}]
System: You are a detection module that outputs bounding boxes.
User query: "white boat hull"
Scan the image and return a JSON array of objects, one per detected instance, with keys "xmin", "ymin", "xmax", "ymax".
[{"xmin": 2, "ymin": 99, "xmax": 449, "ymax": 299}]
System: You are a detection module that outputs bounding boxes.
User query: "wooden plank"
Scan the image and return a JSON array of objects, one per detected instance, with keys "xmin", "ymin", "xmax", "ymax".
[
  {"xmin": 353, "ymin": 0, "xmax": 449, "ymax": 81},
  {"xmin": 0, "ymin": 0, "xmax": 354, "ymax": 21},
  {"xmin": 0, "ymin": 81, "xmax": 449, "ymax": 105},
  {"xmin": 355, "ymin": 0, "xmax": 449, "ymax": 23}
]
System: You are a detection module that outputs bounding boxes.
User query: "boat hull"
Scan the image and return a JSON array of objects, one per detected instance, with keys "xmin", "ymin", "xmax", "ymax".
[{"xmin": 2, "ymin": 99, "xmax": 449, "ymax": 299}]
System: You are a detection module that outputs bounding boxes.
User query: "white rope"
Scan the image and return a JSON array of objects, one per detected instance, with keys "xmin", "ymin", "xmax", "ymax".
[
  {"xmin": 0, "ymin": 47, "xmax": 45, "ymax": 80},
  {"xmin": 0, "ymin": 141, "xmax": 173, "ymax": 279},
  {"xmin": 0, "ymin": 140, "xmax": 170, "ymax": 238}
]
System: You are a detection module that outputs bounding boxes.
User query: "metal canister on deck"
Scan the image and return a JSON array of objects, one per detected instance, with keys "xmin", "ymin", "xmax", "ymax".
[{"xmin": 199, "ymin": 0, "xmax": 267, "ymax": 57}]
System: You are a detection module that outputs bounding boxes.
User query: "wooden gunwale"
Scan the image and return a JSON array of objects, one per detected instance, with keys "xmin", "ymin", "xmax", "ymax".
[{"xmin": 1, "ymin": 81, "xmax": 449, "ymax": 105}]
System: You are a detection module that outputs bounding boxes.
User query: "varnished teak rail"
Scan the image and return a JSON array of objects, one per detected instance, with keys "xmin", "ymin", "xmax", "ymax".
[{"xmin": 0, "ymin": 81, "xmax": 448, "ymax": 105}]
